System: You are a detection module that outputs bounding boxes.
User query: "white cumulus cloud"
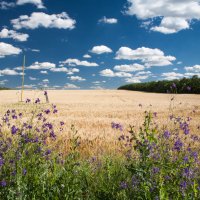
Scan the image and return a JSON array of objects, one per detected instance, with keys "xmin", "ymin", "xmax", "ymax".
[
  {"xmin": 83, "ymin": 54, "xmax": 91, "ymax": 59},
  {"xmin": 98, "ymin": 16, "xmax": 118, "ymax": 24},
  {"xmin": 125, "ymin": 74, "xmax": 150, "ymax": 83},
  {"xmin": 90, "ymin": 86, "xmax": 104, "ymax": 90},
  {"xmin": 115, "ymin": 46, "xmax": 176, "ymax": 67},
  {"xmin": 29, "ymin": 76, "xmax": 38, "ymax": 81},
  {"xmin": 113, "ymin": 63, "xmax": 145, "ymax": 72},
  {"xmin": 68, "ymin": 76, "xmax": 86, "ymax": 81},
  {"xmin": 17, "ymin": 0, "xmax": 45, "ymax": 9},
  {"xmin": 0, "ymin": 42, "xmax": 22, "ymax": 58},
  {"xmin": 151, "ymin": 17, "xmax": 190, "ymax": 34},
  {"xmin": 0, "ymin": 28, "xmax": 29, "ymax": 42},
  {"xmin": 40, "ymin": 70, "xmax": 48, "ymax": 74},
  {"xmin": 0, "ymin": 68, "xmax": 21, "ymax": 76},
  {"xmin": 0, "ymin": 1, "xmax": 15, "ymax": 9},
  {"xmin": 161, "ymin": 72, "xmax": 184, "ymax": 80},
  {"xmin": 185, "ymin": 65, "xmax": 200, "ymax": 73},
  {"xmin": 11, "ymin": 12, "xmax": 76, "ymax": 30},
  {"xmin": 100, "ymin": 69, "xmax": 132, "ymax": 77},
  {"xmin": 125, "ymin": 0, "xmax": 200, "ymax": 34},
  {"xmin": 50, "ymin": 67, "xmax": 79, "ymax": 74},
  {"xmin": 64, "ymin": 83, "xmax": 80, "ymax": 89},
  {"xmin": 42, "ymin": 79, "xmax": 49, "ymax": 83},
  {"xmin": 27, "ymin": 62, "xmax": 56, "ymax": 70},
  {"xmin": 0, "ymin": 79, "xmax": 8, "ymax": 85},
  {"xmin": 90, "ymin": 45, "xmax": 112, "ymax": 54},
  {"xmin": 61, "ymin": 59, "xmax": 98, "ymax": 67}
]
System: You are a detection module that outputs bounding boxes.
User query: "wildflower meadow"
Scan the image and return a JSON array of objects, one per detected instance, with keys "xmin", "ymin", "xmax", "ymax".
[{"xmin": 0, "ymin": 88, "xmax": 200, "ymax": 200}]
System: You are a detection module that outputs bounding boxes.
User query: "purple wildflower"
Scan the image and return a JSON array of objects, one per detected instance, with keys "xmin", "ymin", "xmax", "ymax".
[
  {"xmin": 174, "ymin": 138, "xmax": 183, "ymax": 151},
  {"xmin": 120, "ymin": 181, "xmax": 128, "ymax": 189},
  {"xmin": 35, "ymin": 98, "xmax": 40, "ymax": 104},
  {"xmin": 187, "ymin": 86, "xmax": 191, "ymax": 91},
  {"xmin": 27, "ymin": 125, "xmax": 32, "ymax": 129},
  {"xmin": 183, "ymin": 167, "xmax": 192, "ymax": 178},
  {"xmin": 53, "ymin": 109, "xmax": 58, "ymax": 114},
  {"xmin": 191, "ymin": 151, "xmax": 198, "ymax": 160},
  {"xmin": 118, "ymin": 134, "xmax": 125, "ymax": 141},
  {"xmin": 45, "ymin": 149, "xmax": 51, "ymax": 156},
  {"xmin": 44, "ymin": 91, "xmax": 47, "ymax": 96},
  {"xmin": 0, "ymin": 180, "xmax": 6, "ymax": 187},
  {"xmin": 111, "ymin": 122, "xmax": 123, "ymax": 131},
  {"xmin": 11, "ymin": 125, "xmax": 18, "ymax": 135},
  {"xmin": 153, "ymin": 112, "xmax": 157, "ymax": 117},
  {"xmin": 23, "ymin": 168, "xmax": 27, "ymax": 176},
  {"xmin": 180, "ymin": 181, "xmax": 187, "ymax": 190},
  {"xmin": 172, "ymin": 83, "xmax": 176, "ymax": 88},
  {"xmin": 180, "ymin": 121, "xmax": 190, "ymax": 135},
  {"xmin": 183, "ymin": 156, "xmax": 189, "ymax": 163},
  {"xmin": 50, "ymin": 131, "xmax": 56, "ymax": 139},
  {"xmin": 44, "ymin": 109, "xmax": 50, "ymax": 115},
  {"xmin": 12, "ymin": 115, "xmax": 17, "ymax": 119},
  {"xmin": 11, "ymin": 171, "xmax": 16, "ymax": 176},
  {"xmin": 60, "ymin": 121, "xmax": 64, "ymax": 126},
  {"xmin": 90, "ymin": 157, "xmax": 97, "ymax": 163},
  {"xmin": 35, "ymin": 128, "xmax": 40, "ymax": 133},
  {"xmin": 0, "ymin": 157, "xmax": 4, "ymax": 167},
  {"xmin": 163, "ymin": 130, "xmax": 170, "ymax": 139},
  {"xmin": 152, "ymin": 167, "xmax": 160, "ymax": 174},
  {"xmin": 26, "ymin": 98, "xmax": 31, "ymax": 103}
]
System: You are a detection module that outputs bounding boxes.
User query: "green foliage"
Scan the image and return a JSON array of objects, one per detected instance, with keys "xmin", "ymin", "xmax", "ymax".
[{"xmin": 118, "ymin": 76, "xmax": 200, "ymax": 94}]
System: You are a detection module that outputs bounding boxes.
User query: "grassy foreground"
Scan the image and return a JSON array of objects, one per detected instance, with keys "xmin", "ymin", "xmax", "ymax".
[
  {"xmin": 118, "ymin": 76, "xmax": 200, "ymax": 94},
  {"xmin": 0, "ymin": 93, "xmax": 200, "ymax": 199}
]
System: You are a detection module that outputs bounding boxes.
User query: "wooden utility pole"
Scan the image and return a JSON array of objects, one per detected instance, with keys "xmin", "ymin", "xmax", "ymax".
[{"xmin": 21, "ymin": 55, "xmax": 25, "ymax": 102}]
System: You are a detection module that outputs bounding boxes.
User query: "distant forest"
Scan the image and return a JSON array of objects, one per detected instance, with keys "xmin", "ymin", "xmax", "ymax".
[
  {"xmin": 0, "ymin": 87, "xmax": 10, "ymax": 90},
  {"xmin": 118, "ymin": 75, "xmax": 200, "ymax": 94}
]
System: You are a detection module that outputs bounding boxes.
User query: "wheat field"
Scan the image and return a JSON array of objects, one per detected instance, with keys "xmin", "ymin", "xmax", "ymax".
[{"xmin": 0, "ymin": 90, "xmax": 199, "ymax": 155}]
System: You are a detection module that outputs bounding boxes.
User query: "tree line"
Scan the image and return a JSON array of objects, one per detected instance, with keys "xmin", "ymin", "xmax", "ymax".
[
  {"xmin": 118, "ymin": 75, "xmax": 200, "ymax": 94},
  {"xmin": 0, "ymin": 87, "xmax": 10, "ymax": 90}
]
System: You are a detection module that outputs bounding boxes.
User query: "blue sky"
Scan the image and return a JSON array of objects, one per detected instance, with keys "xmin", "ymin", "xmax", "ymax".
[{"xmin": 0, "ymin": 0, "xmax": 200, "ymax": 89}]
